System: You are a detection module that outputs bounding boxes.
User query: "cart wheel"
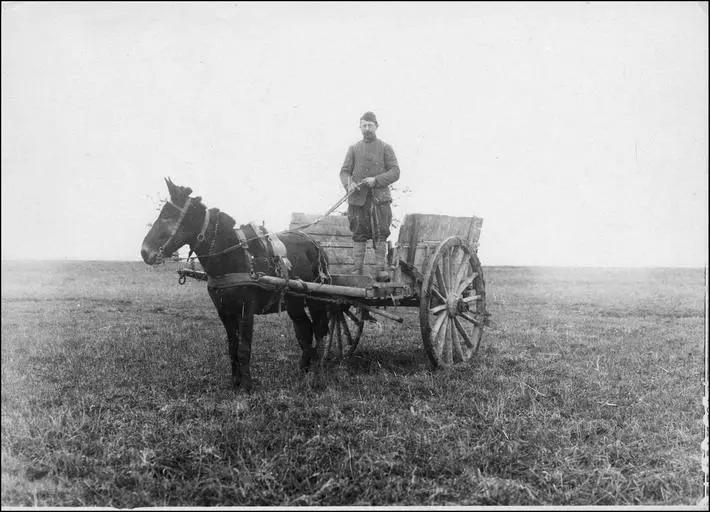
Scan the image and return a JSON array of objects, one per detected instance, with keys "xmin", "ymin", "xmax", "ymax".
[
  {"xmin": 419, "ymin": 236, "xmax": 487, "ymax": 368},
  {"xmin": 321, "ymin": 304, "xmax": 366, "ymax": 363}
]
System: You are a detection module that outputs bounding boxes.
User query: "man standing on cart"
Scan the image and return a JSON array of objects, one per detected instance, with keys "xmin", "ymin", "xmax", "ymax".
[{"xmin": 339, "ymin": 111, "xmax": 401, "ymax": 282}]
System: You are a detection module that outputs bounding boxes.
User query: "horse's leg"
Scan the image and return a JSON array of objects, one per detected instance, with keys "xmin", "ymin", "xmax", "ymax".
[
  {"xmin": 217, "ymin": 312, "xmax": 241, "ymax": 389},
  {"xmin": 285, "ymin": 295, "xmax": 316, "ymax": 371},
  {"xmin": 209, "ymin": 289, "xmax": 253, "ymax": 392},
  {"xmin": 226, "ymin": 315, "xmax": 242, "ymax": 391},
  {"xmin": 306, "ymin": 298, "xmax": 330, "ymax": 369},
  {"xmin": 209, "ymin": 290, "xmax": 243, "ymax": 391},
  {"xmin": 236, "ymin": 298, "xmax": 256, "ymax": 392}
]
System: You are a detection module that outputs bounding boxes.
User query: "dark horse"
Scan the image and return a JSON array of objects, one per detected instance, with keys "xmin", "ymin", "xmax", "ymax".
[{"xmin": 141, "ymin": 178, "xmax": 330, "ymax": 391}]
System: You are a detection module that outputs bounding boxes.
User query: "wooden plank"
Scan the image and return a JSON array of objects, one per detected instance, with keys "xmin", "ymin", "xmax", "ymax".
[
  {"xmin": 406, "ymin": 214, "xmax": 418, "ymax": 266},
  {"xmin": 320, "ymin": 264, "xmax": 379, "ymax": 277},
  {"xmin": 397, "ymin": 213, "xmax": 484, "ymax": 247},
  {"xmin": 323, "ymin": 252, "xmax": 377, "ymax": 265},
  {"xmin": 302, "ymin": 236, "xmax": 355, "ymax": 247},
  {"xmin": 288, "ymin": 225, "xmax": 353, "ymax": 237},
  {"xmin": 290, "ymin": 212, "xmax": 350, "ymax": 225},
  {"xmin": 290, "ymin": 212, "xmax": 381, "ymax": 275},
  {"xmin": 326, "ymin": 264, "xmax": 350, "ymax": 275},
  {"xmin": 289, "ymin": 213, "xmax": 352, "ymax": 236},
  {"xmin": 395, "ymin": 214, "xmax": 483, "ymax": 271},
  {"xmin": 394, "ymin": 242, "xmax": 436, "ymax": 270}
]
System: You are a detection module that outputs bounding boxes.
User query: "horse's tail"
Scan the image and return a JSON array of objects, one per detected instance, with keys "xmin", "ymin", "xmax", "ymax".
[{"xmin": 315, "ymin": 242, "xmax": 330, "ymax": 283}]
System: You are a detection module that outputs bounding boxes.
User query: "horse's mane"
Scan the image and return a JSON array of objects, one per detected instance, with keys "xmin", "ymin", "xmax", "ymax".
[{"xmin": 210, "ymin": 207, "xmax": 237, "ymax": 232}]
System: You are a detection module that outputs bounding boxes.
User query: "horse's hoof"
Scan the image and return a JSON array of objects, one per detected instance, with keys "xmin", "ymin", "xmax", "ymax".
[
  {"xmin": 232, "ymin": 383, "xmax": 254, "ymax": 394},
  {"xmin": 299, "ymin": 352, "xmax": 315, "ymax": 372},
  {"xmin": 231, "ymin": 377, "xmax": 254, "ymax": 393},
  {"xmin": 241, "ymin": 379, "xmax": 255, "ymax": 392}
]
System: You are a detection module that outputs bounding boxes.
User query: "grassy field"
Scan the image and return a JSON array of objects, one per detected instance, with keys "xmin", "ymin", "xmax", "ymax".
[{"xmin": 1, "ymin": 260, "xmax": 706, "ymax": 506}]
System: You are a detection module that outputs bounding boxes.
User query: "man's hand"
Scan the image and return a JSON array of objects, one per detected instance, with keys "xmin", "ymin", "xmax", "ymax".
[{"xmin": 345, "ymin": 177, "xmax": 377, "ymax": 193}]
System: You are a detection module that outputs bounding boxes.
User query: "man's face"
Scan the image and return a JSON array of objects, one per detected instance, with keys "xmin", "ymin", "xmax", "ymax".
[{"xmin": 360, "ymin": 120, "xmax": 378, "ymax": 141}]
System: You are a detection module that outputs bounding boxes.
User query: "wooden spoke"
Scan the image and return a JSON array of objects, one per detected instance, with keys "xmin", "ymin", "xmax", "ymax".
[
  {"xmin": 344, "ymin": 309, "xmax": 360, "ymax": 324},
  {"xmin": 453, "ymin": 316, "xmax": 473, "ymax": 347},
  {"xmin": 443, "ymin": 246, "xmax": 453, "ymax": 292},
  {"xmin": 443, "ymin": 320, "xmax": 453, "ymax": 364},
  {"xmin": 322, "ymin": 316, "xmax": 335, "ymax": 362},
  {"xmin": 324, "ymin": 306, "xmax": 366, "ymax": 362},
  {"xmin": 339, "ymin": 312, "xmax": 354, "ymax": 348},
  {"xmin": 435, "ymin": 315, "xmax": 449, "ymax": 359},
  {"xmin": 456, "ymin": 271, "xmax": 479, "ymax": 296},
  {"xmin": 329, "ymin": 316, "xmax": 337, "ymax": 349},
  {"xmin": 325, "ymin": 306, "xmax": 365, "ymax": 360},
  {"xmin": 431, "ymin": 309, "xmax": 448, "ymax": 344},
  {"xmin": 435, "ymin": 265, "xmax": 448, "ymax": 297},
  {"xmin": 431, "ymin": 286, "xmax": 446, "ymax": 303},
  {"xmin": 335, "ymin": 315, "xmax": 343, "ymax": 357},
  {"xmin": 454, "ymin": 315, "xmax": 481, "ymax": 354},
  {"xmin": 430, "ymin": 304, "xmax": 448, "ymax": 315},
  {"xmin": 452, "ymin": 255, "xmax": 470, "ymax": 294},
  {"xmin": 451, "ymin": 319, "xmax": 465, "ymax": 362},
  {"xmin": 460, "ymin": 312, "xmax": 483, "ymax": 326},
  {"xmin": 462, "ymin": 294, "xmax": 481, "ymax": 303},
  {"xmin": 451, "ymin": 246, "xmax": 464, "ymax": 288}
]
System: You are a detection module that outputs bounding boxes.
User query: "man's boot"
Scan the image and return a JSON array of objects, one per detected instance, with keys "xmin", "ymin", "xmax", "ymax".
[
  {"xmin": 351, "ymin": 241, "xmax": 367, "ymax": 275},
  {"xmin": 374, "ymin": 240, "xmax": 390, "ymax": 282}
]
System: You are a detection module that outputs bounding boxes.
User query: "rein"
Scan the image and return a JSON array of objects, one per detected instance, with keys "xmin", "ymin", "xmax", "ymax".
[
  {"xmin": 185, "ymin": 208, "xmax": 211, "ymax": 262},
  {"xmin": 196, "ymin": 186, "xmax": 362, "ymax": 260},
  {"xmin": 166, "ymin": 196, "xmax": 327, "ymax": 279},
  {"xmin": 158, "ymin": 198, "xmax": 192, "ymax": 258},
  {"xmin": 172, "ymin": 198, "xmax": 330, "ymax": 300},
  {"xmin": 160, "ymin": 198, "xmax": 213, "ymax": 261}
]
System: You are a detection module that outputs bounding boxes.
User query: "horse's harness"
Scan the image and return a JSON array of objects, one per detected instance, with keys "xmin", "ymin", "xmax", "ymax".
[
  {"xmin": 163, "ymin": 197, "xmax": 326, "ymax": 311},
  {"xmin": 158, "ymin": 197, "xmax": 211, "ymax": 261}
]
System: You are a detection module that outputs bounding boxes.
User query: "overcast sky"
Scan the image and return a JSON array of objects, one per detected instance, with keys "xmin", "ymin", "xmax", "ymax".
[{"xmin": 1, "ymin": 1, "xmax": 707, "ymax": 267}]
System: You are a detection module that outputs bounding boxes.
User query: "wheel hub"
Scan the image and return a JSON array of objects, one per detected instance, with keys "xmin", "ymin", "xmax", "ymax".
[
  {"xmin": 446, "ymin": 294, "xmax": 459, "ymax": 317},
  {"xmin": 446, "ymin": 295, "xmax": 471, "ymax": 316}
]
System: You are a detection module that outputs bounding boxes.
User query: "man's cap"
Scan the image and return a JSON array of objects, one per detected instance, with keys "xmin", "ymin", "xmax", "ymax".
[{"xmin": 360, "ymin": 111, "xmax": 378, "ymax": 125}]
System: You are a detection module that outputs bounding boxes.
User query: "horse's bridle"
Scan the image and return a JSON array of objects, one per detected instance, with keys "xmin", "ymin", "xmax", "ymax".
[{"xmin": 157, "ymin": 197, "xmax": 211, "ymax": 260}]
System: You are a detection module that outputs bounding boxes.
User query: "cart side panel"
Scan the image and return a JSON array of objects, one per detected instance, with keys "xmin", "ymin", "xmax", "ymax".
[
  {"xmin": 289, "ymin": 213, "xmax": 379, "ymax": 276},
  {"xmin": 396, "ymin": 213, "xmax": 483, "ymax": 269}
]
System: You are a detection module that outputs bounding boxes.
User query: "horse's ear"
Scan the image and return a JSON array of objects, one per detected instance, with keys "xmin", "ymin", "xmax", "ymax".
[
  {"xmin": 194, "ymin": 196, "xmax": 202, "ymax": 204},
  {"xmin": 165, "ymin": 177, "xmax": 177, "ymax": 199},
  {"xmin": 164, "ymin": 177, "xmax": 194, "ymax": 203}
]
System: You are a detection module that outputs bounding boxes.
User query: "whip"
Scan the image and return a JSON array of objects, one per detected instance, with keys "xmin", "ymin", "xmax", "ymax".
[{"xmin": 289, "ymin": 181, "xmax": 364, "ymax": 232}]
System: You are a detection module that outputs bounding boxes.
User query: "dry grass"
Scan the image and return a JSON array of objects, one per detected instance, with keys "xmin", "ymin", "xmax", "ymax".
[{"xmin": 1, "ymin": 261, "xmax": 706, "ymax": 506}]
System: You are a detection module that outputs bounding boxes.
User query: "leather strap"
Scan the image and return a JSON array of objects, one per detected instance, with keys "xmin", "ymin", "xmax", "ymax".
[
  {"xmin": 196, "ymin": 208, "xmax": 210, "ymax": 243},
  {"xmin": 207, "ymin": 273, "xmax": 275, "ymax": 290},
  {"xmin": 235, "ymin": 228, "xmax": 249, "ymax": 248},
  {"xmin": 159, "ymin": 197, "xmax": 192, "ymax": 256}
]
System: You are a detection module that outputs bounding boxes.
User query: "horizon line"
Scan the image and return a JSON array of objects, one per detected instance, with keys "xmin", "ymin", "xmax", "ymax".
[{"xmin": 1, "ymin": 258, "xmax": 707, "ymax": 271}]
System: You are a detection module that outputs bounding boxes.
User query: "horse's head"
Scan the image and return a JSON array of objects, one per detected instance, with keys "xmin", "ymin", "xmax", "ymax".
[{"xmin": 141, "ymin": 178, "xmax": 205, "ymax": 265}]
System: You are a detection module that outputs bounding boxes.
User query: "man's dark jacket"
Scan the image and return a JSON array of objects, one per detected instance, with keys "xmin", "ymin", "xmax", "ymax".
[{"xmin": 339, "ymin": 137, "xmax": 400, "ymax": 206}]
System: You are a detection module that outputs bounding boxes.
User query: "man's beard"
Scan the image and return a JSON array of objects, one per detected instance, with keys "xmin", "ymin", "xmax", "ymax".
[{"xmin": 363, "ymin": 131, "xmax": 375, "ymax": 141}]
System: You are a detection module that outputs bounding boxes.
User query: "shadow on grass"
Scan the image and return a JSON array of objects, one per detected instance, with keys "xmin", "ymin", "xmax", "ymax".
[
  {"xmin": 327, "ymin": 343, "xmax": 499, "ymax": 379},
  {"xmin": 336, "ymin": 347, "xmax": 430, "ymax": 376}
]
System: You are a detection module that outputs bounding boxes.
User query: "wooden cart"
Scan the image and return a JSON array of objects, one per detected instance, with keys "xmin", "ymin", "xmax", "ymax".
[
  {"xmin": 179, "ymin": 212, "xmax": 488, "ymax": 369},
  {"xmin": 286, "ymin": 212, "xmax": 488, "ymax": 368}
]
